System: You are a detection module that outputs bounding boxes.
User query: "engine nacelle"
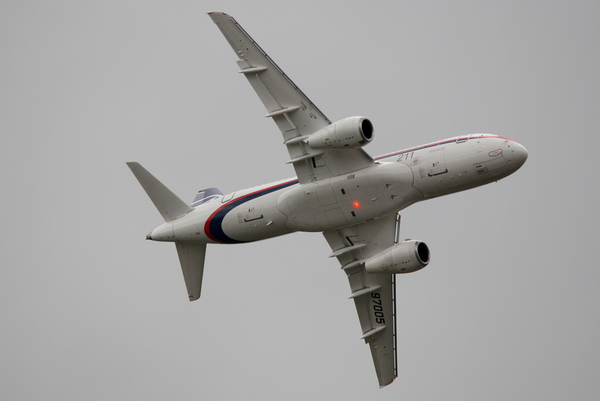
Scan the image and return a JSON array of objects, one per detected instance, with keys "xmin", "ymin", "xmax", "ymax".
[
  {"xmin": 364, "ymin": 240, "xmax": 430, "ymax": 274},
  {"xmin": 306, "ymin": 116, "xmax": 373, "ymax": 149}
]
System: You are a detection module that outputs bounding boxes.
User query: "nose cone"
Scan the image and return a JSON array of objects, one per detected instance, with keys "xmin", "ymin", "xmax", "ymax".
[
  {"xmin": 511, "ymin": 142, "xmax": 529, "ymax": 170},
  {"xmin": 147, "ymin": 221, "xmax": 175, "ymax": 241}
]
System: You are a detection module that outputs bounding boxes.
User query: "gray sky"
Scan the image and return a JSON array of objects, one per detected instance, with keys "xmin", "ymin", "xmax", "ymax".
[{"xmin": 2, "ymin": 1, "xmax": 599, "ymax": 400}]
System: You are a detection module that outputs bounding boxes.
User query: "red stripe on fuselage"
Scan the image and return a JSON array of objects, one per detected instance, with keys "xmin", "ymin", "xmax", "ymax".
[
  {"xmin": 203, "ymin": 178, "xmax": 298, "ymax": 243},
  {"xmin": 374, "ymin": 135, "xmax": 513, "ymax": 161}
]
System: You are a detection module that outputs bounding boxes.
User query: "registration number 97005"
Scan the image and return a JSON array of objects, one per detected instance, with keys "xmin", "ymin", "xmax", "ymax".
[{"xmin": 372, "ymin": 292, "xmax": 385, "ymax": 324}]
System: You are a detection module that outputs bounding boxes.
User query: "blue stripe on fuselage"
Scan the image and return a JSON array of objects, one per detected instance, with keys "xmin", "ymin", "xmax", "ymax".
[{"xmin": 207, "ymin": 180, "xmax": 298, "ymax": 244}]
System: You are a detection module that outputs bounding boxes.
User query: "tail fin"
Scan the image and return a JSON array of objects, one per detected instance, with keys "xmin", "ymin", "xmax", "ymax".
[
  {"xmin": 175, "ymin": 242, "xmax": 206, "ymax": 301},
  {"xmin": 127, "ymin": 162, "xmax": 193, "ymax": 222}
]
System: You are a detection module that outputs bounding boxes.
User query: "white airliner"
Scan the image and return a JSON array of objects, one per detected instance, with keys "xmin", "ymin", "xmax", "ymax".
[{"xmin": 128, "ymin": 12, "xmax": 528, "ymax": 388}]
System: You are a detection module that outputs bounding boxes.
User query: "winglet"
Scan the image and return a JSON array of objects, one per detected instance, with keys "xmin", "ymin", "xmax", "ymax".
[{"xmin": 127, "ymin": 162, "xmax": 193, "ymax": 222}]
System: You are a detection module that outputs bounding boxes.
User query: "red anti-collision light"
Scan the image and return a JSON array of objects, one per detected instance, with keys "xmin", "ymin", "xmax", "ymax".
[{"xmin": 353, "ymin": 201, "xmax": 360, "ymax": 208}]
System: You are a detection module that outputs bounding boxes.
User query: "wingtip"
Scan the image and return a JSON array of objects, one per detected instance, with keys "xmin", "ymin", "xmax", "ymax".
[
  {"xmin": 126, "ymin": 161, "xmax": 140, "ymax": 171},
  {"xmin": 378, "ymin": 377, "xmax": 396, "ymax": 389},
  {"xmin": 207, "ymin": 11, "xmax": 228, "ymax": 18},
  {"xmin": 207, "ymin": 11, "xmax": 234, "ymax": 24}
]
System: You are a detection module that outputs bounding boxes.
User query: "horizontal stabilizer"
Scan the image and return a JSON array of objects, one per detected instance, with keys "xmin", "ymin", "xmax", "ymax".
[
  {"xmin": 175, "ymin": 242, "xmax": 207, "ymax": 301},
  {"xmin": 127, "ymin": 162, "xmax": 193, "ymax": 222}
]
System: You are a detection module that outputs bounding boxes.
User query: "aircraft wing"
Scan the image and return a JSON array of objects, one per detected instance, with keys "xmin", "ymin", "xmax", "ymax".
[
  {"xmin": 323, "ymin": 213, "xmax": 399, "ymax": 388},
  {"xmin": 209, "ymin": 12, "xmax": 373, "ymax": 183}
]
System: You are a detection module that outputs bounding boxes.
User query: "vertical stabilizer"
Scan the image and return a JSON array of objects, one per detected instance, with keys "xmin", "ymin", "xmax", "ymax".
[
  {"xmin": 127, "ymin": 162, "xmax": 193, "ymax": 222},
  {"xmin": 175, "ymin": 242, "xmax": 207, "ymax": 301}
]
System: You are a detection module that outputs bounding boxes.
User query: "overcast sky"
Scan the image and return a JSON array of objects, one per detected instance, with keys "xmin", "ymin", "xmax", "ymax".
[{"xmin": 1, "ymin": 1, "xmax": 599, "ymax": 400}]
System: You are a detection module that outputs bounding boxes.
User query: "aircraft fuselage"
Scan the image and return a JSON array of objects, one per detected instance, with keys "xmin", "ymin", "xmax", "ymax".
[{"xmin": 147, "ymin": 134, "xmax": 527, "ymax": 244}]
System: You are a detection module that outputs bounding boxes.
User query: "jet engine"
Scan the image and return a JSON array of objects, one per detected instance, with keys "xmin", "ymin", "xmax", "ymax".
[
  {"xmin": 364, "ymin": 240, "xmax": 430, "ymax": 274},
  {"xmin": 306, "ymin": 116, "xmax": 373, "ymax": 149}
]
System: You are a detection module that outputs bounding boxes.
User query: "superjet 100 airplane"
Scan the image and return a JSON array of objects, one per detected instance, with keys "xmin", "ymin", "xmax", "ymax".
[{"xmin": 128, "ymin": 12, "xmax": 528, "ymax": 388}]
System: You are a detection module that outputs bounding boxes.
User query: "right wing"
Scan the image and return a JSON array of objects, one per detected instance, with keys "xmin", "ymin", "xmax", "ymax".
[
  {"xmin": 208, "ymin": 12, "xmax": 373, "ymax": 183},
  {"xmin": 323, "ymin": 213, "xmax": 400, "ymax": 388}
]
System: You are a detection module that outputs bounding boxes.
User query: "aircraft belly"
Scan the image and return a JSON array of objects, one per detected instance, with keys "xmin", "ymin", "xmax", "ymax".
[
  {"xmin": 324, "ymin": 208, "xmax": 349, "ymax": 227},
  {"xmin": 277, "ymin": 162, "xmax": 421, "ymax": 231}
]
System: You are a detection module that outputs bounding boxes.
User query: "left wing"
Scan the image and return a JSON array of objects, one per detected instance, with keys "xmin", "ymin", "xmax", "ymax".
[
  {"xmin": 208, "ymin": 12, "xmax": 373, "ymax": 183},
  {"xmin": 323, "ymin": 213, "xmax": 399, "ymax": 388}
]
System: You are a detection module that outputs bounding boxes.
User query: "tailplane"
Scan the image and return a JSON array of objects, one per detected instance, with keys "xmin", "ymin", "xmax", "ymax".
[
  {"xmin": 175, "ymin": 242, "xmax": 206, "ymax": 301},
  {"xmin": 126, "ymin": 162, "xmax": 193, "ymax": 222}
]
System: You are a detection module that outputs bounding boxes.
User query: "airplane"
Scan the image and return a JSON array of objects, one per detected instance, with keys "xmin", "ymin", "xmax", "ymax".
[{"xmin": 127, "ymin": 11, "xmax": 528, "ymax": 388}]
